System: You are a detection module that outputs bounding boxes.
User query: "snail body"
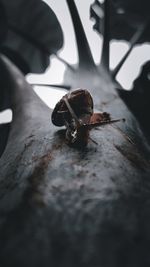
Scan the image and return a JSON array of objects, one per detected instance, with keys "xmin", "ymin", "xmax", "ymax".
[
  {"xmin": 51, "ymin": 89, "xmax": 93, "ymax": 146},
  {"xmin": 51, "ymin": 89, "xmax": 122, "ymax": 147}
]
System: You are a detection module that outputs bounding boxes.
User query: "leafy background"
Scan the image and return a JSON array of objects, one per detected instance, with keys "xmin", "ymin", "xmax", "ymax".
[{"xmin": 0, "ymin": 0, "xmax": 150, "ymax": 123}]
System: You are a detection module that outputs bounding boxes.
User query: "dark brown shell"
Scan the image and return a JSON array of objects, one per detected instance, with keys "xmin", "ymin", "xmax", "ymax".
[{"xmin": 51, "ymin": 89, "xmax": 93, "ymax": 126}]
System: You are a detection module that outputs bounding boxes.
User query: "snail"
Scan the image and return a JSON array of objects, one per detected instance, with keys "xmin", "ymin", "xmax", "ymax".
[{"xmin": 51, "ymin": 89, "xmax": 124, "ymax": 147}]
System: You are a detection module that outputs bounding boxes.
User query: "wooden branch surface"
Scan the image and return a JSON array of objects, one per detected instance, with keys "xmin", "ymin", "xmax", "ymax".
[{"xmin": 0, "ymin": 55, "xmax": 150, "ymax": 266}]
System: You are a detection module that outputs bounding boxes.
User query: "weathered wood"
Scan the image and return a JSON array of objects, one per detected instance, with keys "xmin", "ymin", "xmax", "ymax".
[{"xmin": 0, "ymin": 53, "xmax": 150, "ymax": 267}]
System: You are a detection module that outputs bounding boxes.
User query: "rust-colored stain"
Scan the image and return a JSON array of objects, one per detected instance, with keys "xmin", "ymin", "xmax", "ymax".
[
  {"xmin": 25, "ymin": 150, "xmax": 53, "ymax": 206},
  {"xmin": 31, "ymin": 150, "xmax": 53, "ymax": 183}
]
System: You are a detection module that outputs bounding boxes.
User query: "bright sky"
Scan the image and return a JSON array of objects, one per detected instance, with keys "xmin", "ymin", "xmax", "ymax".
[{"xmin": 0, "ymin": 0, "xmax": 150, "ymax": 123}]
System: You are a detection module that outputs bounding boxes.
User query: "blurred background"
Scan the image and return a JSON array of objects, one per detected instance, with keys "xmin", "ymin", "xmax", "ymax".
[{"xmin": 0, "ymin": 0, "xmax": 150, "ymax": 123}]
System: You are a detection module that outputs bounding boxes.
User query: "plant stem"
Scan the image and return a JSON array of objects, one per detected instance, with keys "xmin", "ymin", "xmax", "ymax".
[
  {"xmin": 66, "ymin": 0, "xmax": 95, "ymax": 69},
  {"xmin": 100, "ymin": 0, "xmax": 110, "ymax": 71},
  {"xmin": 54, "ymin": 54, "xmax": 75, "ymax": 71}
]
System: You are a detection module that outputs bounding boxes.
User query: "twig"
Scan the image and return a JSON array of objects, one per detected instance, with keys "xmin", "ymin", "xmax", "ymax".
[
  {"xmin": 84, "ymin": 118, "xmax": 125, "ymax": 130},
  {"xmin": 54, "ymin": 54, "xmax": 75, "ymax": 71},
  {"xmin": 63, "ymin": 97, "xmax": 81, "ymax": 127},
  {"xmin": 30, "ymin": 83, "xmax": 71, "ymax": 90}
]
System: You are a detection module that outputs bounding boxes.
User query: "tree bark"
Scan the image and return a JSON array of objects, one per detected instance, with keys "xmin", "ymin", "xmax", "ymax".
[{"xmin": 0, "ymin": 54, "xmax": 150, "ymax": 267}]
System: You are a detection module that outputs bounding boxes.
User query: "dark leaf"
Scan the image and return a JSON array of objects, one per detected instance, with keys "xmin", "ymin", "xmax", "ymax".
[
  {"xmin": 0, "ymin": 123, "xmax": 10, "ymax": 158},
  {"xmin": 0, "ymin": 0, "xmax": 63, "ymax": 74},
  {"xmin": 118, "ymin": 60, "xmax": 150, "ymax": 141},
  {"xmin": 0, "ymin": 1, "xmax": 7, "ymax": 42},
  {"xmin": 90, "ymin": 0, "xmax": 150, "ymax": 43}
]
